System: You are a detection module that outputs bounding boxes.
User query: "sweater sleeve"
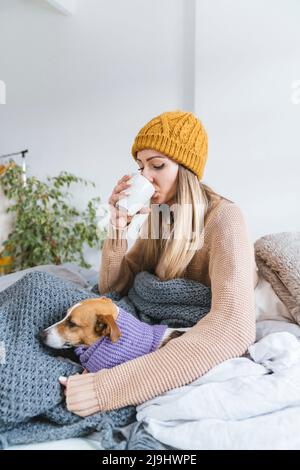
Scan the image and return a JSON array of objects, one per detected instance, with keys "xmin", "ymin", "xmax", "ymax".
[
  {"xmin": 66, "ymin": 203, "xmax": 256, "ymax": 416},
  {"xmin": 98, "ymin": 222, "xmax": 144, "ymax": 296}
]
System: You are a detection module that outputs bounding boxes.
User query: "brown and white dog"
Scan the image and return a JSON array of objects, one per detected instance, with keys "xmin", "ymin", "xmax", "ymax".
[{"xmin": 40, "ymin": 297, "xmax": 188, "ymax": 351}]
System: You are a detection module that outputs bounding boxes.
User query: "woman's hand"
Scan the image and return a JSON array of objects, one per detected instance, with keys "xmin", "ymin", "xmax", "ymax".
[
  {"xmin": 59, "ymin": 372, "xmax": 100, "ymax": 417},
  {"xmin": 108, "ymin": 174, "xmax": 150, "ymax": 229}
]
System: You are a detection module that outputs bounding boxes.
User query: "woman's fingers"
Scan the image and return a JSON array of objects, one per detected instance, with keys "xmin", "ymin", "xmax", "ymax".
[
  {"xmin": 116, "ymin": 180, "xmax": 131, "ymax": 194},
  {"xmin": 109, "ymin": 202, "xmax": 129, "ymax": 220},
  {"xmin": 59, "ymin": 376, "xmax": 67, "ymax": 386},
  {"xmin": 107, "ymin": 174, "xmax": 135, "ymax": 229},
  {"xmin": 109, "ymin": 189, "xmax": 130, "ymax": 206},
  {"xmin": 111, "ymin": 213, "xmax": 131, "ymax": 229},
  {"xmin": 59, "ymin": 376, "xmax": 68, "ymax": 396},
  {"xmin": 117, "ymin": 174, "xmax": 131, "ymax": 185},
  {"xmin": 114, "ymin": 176, "xmax": 132, "ymax": 196},
  {"xmin": 110, "ymin": 212, "xmax": 125, "ymax": 228},
  {"xmin": 109, "ymin": 203, "xmax": 150, "ymax": 228},
  {"xmin": 108, "ymin": 183, "xmax": 131, "ymax": 207}
]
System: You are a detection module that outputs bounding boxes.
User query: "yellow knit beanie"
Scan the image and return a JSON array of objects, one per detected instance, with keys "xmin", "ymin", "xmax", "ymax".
[{"xmin": 131, "ymin": 110, "xmax": 208, "ymax": 179}]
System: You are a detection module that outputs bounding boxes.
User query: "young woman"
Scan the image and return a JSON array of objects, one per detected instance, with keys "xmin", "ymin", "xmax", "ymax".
[{"xmin": 61, "ymin": 110, "xmax": 258, "ymax": 416}]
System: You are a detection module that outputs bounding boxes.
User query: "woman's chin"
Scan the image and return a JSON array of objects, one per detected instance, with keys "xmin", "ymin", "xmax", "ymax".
[{"xmin": 151, "ymin": 193, "xmax": 163, "ymax": 204}]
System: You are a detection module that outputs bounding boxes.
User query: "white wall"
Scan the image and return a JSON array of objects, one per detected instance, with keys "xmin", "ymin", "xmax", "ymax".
[
  {"xmin": 0, "ymin": 0, "xmax": 195, "ymax": 267},
  {"xmin": 1, "ymin": 0, "xmax": 299, "ymax": 268},
  {"xmin": 195, "ymin": 0, "xmax": 300, "ymax": 240},
  {"xmin": 45, "ymin": 0, "xmax": 78, "ymax": 15}
]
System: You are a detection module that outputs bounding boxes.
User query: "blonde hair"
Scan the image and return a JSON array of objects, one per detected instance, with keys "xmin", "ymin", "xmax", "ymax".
[{"xmin": 139, "ymin": 165, "xmax": 230, "ymax": 280}]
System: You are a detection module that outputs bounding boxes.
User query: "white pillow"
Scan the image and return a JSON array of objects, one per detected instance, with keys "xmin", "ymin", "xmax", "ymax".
[{"xmin": 255, "ymin": 273, "xmax": 292, "ymax": 323}]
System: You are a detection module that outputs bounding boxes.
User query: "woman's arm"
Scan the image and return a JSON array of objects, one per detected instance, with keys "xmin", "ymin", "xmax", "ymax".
[
  {"xmin": 67, "ymin": 203, "xmax": 256, "ymax": 416},
  {"xmin": 99, "ymin": 222, "xmax": 145, "ymax": 296}
]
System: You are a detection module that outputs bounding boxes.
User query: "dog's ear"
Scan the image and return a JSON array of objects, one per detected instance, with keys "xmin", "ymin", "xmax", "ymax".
[{"xmin": 94, "ymin": 314, "xmax": 121, "ymax": 343}]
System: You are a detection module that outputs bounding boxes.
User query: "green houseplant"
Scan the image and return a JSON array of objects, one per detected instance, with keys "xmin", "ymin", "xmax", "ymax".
[{"xmin": 0, "ymin": 161, "xmax": 107, "ymax": 272}]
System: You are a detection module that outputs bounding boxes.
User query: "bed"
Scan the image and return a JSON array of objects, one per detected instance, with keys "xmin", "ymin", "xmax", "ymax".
[{"xmin": 1, "ymin": 257, "xmax": 300, "ymax": 450}]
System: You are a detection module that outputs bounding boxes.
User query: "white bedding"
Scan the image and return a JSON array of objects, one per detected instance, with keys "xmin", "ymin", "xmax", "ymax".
[
  {"xmin": 135, "ymin": 275, "xmax": 300, "ymax": 450},
  {"xmin": 1, "ymin": 267, "xmax": 299, "ymax": 450},
  {"xmin": 136, "ymin": 328, "xmax": 300, "ymax": 450}
]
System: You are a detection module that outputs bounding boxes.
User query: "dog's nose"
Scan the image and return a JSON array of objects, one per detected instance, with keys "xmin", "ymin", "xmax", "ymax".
[{"xmin": 39, "ymin": 330, "xmax": 48, "ymax": 342}]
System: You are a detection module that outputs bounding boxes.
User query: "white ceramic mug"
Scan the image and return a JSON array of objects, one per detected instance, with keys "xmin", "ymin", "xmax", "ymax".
[{"xmin": 116, "ymin": 172, "xmax": 155, "ymax": 216}]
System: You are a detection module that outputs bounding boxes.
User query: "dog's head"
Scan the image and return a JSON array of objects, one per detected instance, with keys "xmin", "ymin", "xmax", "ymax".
[{"xmin": 40, "ymin": 297, "xmax": 121, "ymax": 349}]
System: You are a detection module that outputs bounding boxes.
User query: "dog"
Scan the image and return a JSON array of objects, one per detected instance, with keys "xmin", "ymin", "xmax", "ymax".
[{"xmin": 40, "ymin": 297, "xmax": 189, "ymax": 372}]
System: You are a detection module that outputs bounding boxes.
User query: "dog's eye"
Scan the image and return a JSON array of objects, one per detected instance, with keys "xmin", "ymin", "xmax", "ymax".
[{"xmin": 68, "ymin": 319, "xmax": 78, "ymax": 328}]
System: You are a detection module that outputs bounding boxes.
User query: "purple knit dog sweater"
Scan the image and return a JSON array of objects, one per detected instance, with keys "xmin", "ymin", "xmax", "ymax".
[{"xmin": 75, "ymin": 306, "xmax": 168, "ymax": 372}]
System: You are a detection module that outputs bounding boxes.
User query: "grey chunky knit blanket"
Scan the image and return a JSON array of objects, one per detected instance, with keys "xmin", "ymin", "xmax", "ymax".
[
  {"xmin": 255, "ymin": 232, "xmax": 300, "ymax": 325},
  {"xmin": 101, "ymin": 270, "xmax": 212, "ymax": 328},
  {"xmin": 0, "ymin": 272, "xmax": 135, "ymax": 449},
  {"xmin": 0, "ymin": 269, "xmax": 211, "ymax": 449}
]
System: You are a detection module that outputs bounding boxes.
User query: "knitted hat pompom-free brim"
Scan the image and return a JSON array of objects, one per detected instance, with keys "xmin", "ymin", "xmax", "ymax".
[{"xmin": 131, "ymin": 110, "xmax": 208, "ymax": 180}]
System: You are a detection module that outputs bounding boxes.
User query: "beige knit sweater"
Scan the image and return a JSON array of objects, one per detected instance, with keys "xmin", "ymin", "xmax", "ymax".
[{"xmin": 66, "ymin": 196, "xmax": 258, "ymax": 416}]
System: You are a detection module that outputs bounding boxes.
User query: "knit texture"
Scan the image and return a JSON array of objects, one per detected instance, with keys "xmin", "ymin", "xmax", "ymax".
[
  {"xmin": 100, "ymin": 271, "xmax": 212, "ymax": 326},
  {"xmin": 75, "ymin": 306, "xmax": 168, "ymax": 372},
  {"xmin": 66, "ymin": 198, "xmax": 258, "ymax": 416},
  {"xmin": 0, "ymin": 272, "xmax": 135, "ymax": 449},
  {"xmin": 131, "ymin": 110, "xmax": 208, "ymax": 179}
]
